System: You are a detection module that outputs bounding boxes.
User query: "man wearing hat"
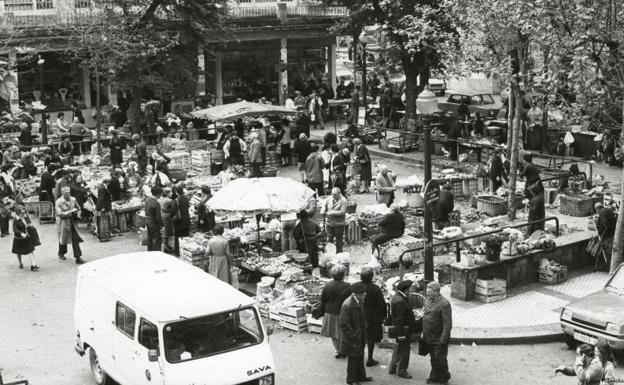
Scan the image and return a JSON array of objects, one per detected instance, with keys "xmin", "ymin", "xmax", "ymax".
[
  {"xmin": 389, "ymin": 280, "xmax": 418, "ymax": 378},
  {"xmin": 422, "ymin": 281, "xmax": 452, "ymax": 385},
  {"xmin": 339, "ymin": 282, "xmax": 372, "ymax": 385}
]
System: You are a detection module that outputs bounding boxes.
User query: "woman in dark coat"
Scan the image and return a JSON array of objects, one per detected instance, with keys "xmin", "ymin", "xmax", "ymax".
[
  {"xmin": 12, "ymin": 205, "xmax": 39, "ymax": 271},
  {"xmin": 360, "ymin": 266, "xmax": 387, "ymax": 367},
  {"xmin": 526, "ymin": 182, "xmax": 545, "ymax": 236},
  {"xmin": 353, "ymin": 138, "xmax": 372, "ymax": 193},
  {"xmin": 0, "ymin": 177, "xmax": 14, "ymax": 237},
  {"xmin": 170, "ymin": 184, "xmax": 191, "ymax": 256},
  {"xmin": 293, "ymin": 209, "xmax": 324, "ymax": 267},
  {"xmin": 109, "ymin": 130, "xmax": 123, "ymax": 167},
  {"xmin": 318, "ymin": 264, "xmax": 351, "ymax": 358}
]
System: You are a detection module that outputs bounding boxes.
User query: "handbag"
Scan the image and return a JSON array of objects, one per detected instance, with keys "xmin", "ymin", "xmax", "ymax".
[
  {"xmin": 387, "ymin": 325, "xmax": 408, "ymax": 339},
  {"xmin": 26, "ymin": 225, "xmax": 41, "ymax": 247}
]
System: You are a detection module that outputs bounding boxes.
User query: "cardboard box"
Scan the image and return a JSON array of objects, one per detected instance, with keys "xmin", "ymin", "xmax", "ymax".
[{"xmin": 280, "ymin": 307, "xmax": 306, "ymax": 318}]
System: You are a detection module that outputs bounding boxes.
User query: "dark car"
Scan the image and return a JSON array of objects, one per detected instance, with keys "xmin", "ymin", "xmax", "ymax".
[{"xmin": 437, "ymin": 93, "xmax": 502, "ymax": 117}]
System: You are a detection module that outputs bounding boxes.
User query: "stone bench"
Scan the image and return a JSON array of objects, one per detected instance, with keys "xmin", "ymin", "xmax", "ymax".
[{"xmin": 450, "ymin": 231, "xmax": 594, "ymax": 301}]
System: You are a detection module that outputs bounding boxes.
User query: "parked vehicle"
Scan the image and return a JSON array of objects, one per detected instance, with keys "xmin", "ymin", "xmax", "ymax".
[
  {"xmin": 437, "ymin": 92, "xmax": 502, "ymax": 117},
  {"xmin": 428, "ymin": 79, "xmax": 447, "ymax": 96},
  {"xmin": 74, "ymin": 252, "xmax": 275, "ymax": 385},
  {"xmin": 560, "ymin": 263, "xmax": 624, "ymax": 351}
]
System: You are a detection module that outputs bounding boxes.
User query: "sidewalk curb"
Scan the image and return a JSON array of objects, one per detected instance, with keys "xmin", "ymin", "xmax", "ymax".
[{"xmin": 377, "ymin": 326, "xmax": 563, "ymax": 349}]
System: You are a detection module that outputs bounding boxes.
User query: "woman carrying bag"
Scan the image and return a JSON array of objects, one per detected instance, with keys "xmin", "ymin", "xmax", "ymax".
[{"xmin": 12, "ymin": 205, "xmax": 40, "ymax": 271}]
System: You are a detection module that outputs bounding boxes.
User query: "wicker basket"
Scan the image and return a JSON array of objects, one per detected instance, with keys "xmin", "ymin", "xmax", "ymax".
[
  {"xmin": 559, "ymin": 194, "xmax": 595, "ymax": 217},
  {"xmin": 38, "ymin": 201, "xmax": 54, "ymax": 223},
  {"xmin": 24, "ymin": 198, "xmax": 40, "ymax": 215},
  {"xmin": 134, "ymin": 211, "xmax": 146, "ymax": 228},
  {"xmin": 476, "ymin": 195, "xmax": 508, "ymax": 216},
  {"xmin": 541, "ymin": 168, "xmax": 569, "ymax": 189},
  {"xmin": 169, "ymin": 168, "xmax": 188, "ymax": 181},
  {"xmin": 346, "ymin": 202, "xmax": 358, "ymax": 214},
  {"xmin": 260, "ymin": 166, "xmax": 278, "ymax": 177}
]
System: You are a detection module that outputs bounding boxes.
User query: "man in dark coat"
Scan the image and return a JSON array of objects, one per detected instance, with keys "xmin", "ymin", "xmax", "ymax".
[
  {"xmin": 433, "ymin": 184, "xmax": 455, "ymax": 230},
  {"xmin": 144, "ymin": 186, "xmax": 163, "ymax": 251},
  {"xmin": 446, "ymin": 121, "xmax": 461, "ymax": 161},
  {"xmin": 389, "ymin": 280, "xmax": 418, "ymax": 378},
  {"xmin": 39, "ymin": 165, "xmax": 56, "ymax": 202},
  {"xmin": 519, "ymin": 152, "xmax": 541, "ymax": 189},
  {"xmin": 339, "ymin": 282, "xmax": 372, "ymax": 385},
  {"xmin": 18, "ymin": 124, "xmax": 32, "ymax": 148},
  {"xmin": 133, "ymin": 134, "xmax": 148, "ymax": 176},
  {"xmin": 95, "ymin": 176, "xmax": 112, "ymax": 241},
  {"xmin": 488, "ymin": 149, "xmax": 505, "ymax": 192},
  {"xmin": 351, "ymin": 86, "xmax": 361, "ymax": 124},
  {"xmin": 371, "ymin": 205, "xmax": 405, "ymax": 255},
  {"xmin": 354, "ymin": 138, "xmax": 372, "ymax": 193},
  {"xmin": 594, "ymin": 202, "xmax": 617, "ymax": 271},
  {"xmin": 170, "ymin": 184, "xmax": 191, "ymax": 256},
  {"xmin": 360, "ymin": 267, "xmax": 386, "ymax": 367},
  {"xmin": 422, "ymin": 281, "xmax": 452, "ymax": 385}
]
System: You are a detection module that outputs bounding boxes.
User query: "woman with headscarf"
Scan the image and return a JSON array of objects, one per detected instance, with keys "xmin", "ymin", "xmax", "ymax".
[
  {"xmin": 525, "ymin": 182, "xmax": 545, "ymax": 236},
  {"xmin": 170, "ymin": 184, "xmax": 191, "ymax": 256},
  {"xmin": 293, "ymin": 209, "xmax": 325, "ymax": 268},
  {"xmin": 317, "ymin": 264, "xmax": 351, "ymax": 359},
  {"xmin": 19, "ymin": 152, "xmax": 37, "ymax": 180},
  {"xmin": 12, "ymin": 205, "xmax": 40, "ymax": 271},
  {"xmin": 360, "ymin": 266, "xmax": 386, "ymax": 367}
]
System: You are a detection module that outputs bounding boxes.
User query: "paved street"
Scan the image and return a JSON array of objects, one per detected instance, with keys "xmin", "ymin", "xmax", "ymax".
[{"xmin": 0, "ymin": 156, "xmax": 621, "ymax": 385}]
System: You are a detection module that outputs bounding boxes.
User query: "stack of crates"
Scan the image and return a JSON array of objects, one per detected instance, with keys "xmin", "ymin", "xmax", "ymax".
[
  {"xmin": 279, "ymin": 307, "xmax": 308, "ymax": 333},
  {"xmin": 475, "ymin": 278, "xmax": 507, "ymax": 303},
  {"xmin": 191, "ymin": 150, "xmax": 212, "ymax": 175}
]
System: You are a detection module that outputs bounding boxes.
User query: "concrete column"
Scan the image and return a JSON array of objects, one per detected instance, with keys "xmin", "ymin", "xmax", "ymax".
[
  {"xmin": 82, "ymin": 67, "xmax": 91, "ymax": 108},
  {"xmin": 197, "ymin": 43, "xmax": 206, "ymax": 96},
  {"xmin": 8, "ymin": 50, "xmax": 19, "ymax": 113},
  {"xmin": 328, "ymin": 43, "xmax": 337, "ymax": 96},
  {"xmin": 108, "ymin": 82, "xmax": 118, "ymax": 106},
  {"xmin": 215, "ymin": 54, "xmax": 223, "ymax": 105},
  {"xmin": 278, "ymin": 38, "xmax": 288, "ymax": 105}
]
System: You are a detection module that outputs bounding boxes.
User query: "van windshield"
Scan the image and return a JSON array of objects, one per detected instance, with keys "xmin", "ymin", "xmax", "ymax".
[{"xmin": 163, "ymin": 307, "xmax": 262, "ymax": 363}]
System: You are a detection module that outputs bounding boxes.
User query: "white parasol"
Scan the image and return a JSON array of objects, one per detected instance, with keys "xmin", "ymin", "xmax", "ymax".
[{"xmin": 190, "ymin": 101, "xmax": 298, "ymax": 121}]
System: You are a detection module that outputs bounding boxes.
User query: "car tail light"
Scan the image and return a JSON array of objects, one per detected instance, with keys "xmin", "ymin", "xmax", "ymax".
[{"xmin": 259, "ymin": 374, "xmax": 274, "ymax": 385}]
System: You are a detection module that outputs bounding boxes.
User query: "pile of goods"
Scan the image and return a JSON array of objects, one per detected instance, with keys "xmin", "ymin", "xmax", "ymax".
[
  {"xmin": 238, "ymin": 253, "xmax": 304, "ymax": 278},
  {"xmin": 319, "ymin": 251, "xmax": 352, "ymax": 277},
  {"xmin": 433, "ymin": 226, "xmax": 463, "ymax": 240},
  {"xmin": 377, "ymin": 236, "xmax": 424, "ymax": 268},
  {"xmin": 538, "ymin": 258, "xmax": 568, "ymax": 285},
  {"xmin": 178, "ymin": 233, "xmax": 211, "ymax": 267},
  {"xmin": 500, "ymin": 228, "xmax": 524, "ymax": 256},
  {"xmin": 112, "ymin": 196, "xmax": 143, "ymax": 212}
]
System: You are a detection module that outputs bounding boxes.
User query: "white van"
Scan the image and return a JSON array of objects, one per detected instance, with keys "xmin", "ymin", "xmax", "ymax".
[{"xmin": 74, "ymin": 252, "xmax": 275, "ymax": 385}]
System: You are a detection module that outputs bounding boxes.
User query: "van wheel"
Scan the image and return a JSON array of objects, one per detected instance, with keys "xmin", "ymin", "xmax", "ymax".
[
  {"xmin": 89, "ymin": 348, "xmax": 109, "ymax": 385},
  {"xmin": 563, "ymin": 334, "xmax": 577, "ymax": 349}
]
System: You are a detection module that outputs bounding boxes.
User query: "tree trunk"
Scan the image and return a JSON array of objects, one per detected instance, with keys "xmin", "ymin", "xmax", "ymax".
[
  {"xmin": 95, "ymin": 71, "xmax": 102, "ymax": 151},
  {"xmin": 402, "ymin": 56, "xmax": 419, "ymax": 131},
  {"xmin": 506, "ymin": 81, "xmax": 515, "ymax": 151},
  {"xmin": 507, "ymin": 83, "xmax": 522, "ymax": 219},
  {"xmin": 610, "ymin": 102, "xmax": 624, "ymax": 273},
  {"xmin": 129, "ymin": 86, "xmax": 142, "ymax": 134}
]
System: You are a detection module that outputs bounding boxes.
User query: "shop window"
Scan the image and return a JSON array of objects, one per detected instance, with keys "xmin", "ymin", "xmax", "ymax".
[
  {"xmin": 4, "ymin": 0, "xmax": 34, "ymax": 11},
  {"xmin": 36, "ymin": 0, "xmax": 54, "ymax": 9},
  {"xmin": 74, "ymin": 0, "xmax": 90, "ymax": 8}
]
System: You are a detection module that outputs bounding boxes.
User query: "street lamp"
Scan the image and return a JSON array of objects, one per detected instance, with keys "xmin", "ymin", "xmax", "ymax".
[
  {"xmin": 37, "ymin": 55, "xmax": 48, "ymax": 145},
  {"xmin": 359, "ymin": 32, "xmax": 375, "ymax": 111},
  {"xmin": 416, "ymin": 86, "xmax": 439, "ymax": 282}
]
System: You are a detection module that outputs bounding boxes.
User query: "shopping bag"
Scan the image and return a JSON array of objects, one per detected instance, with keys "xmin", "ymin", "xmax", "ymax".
[
  {"xmin": 139, "ymin": 228, "xmax": 149, "ymax": 246},
  {"xmin": 564, "ymin": 131, "xmax": 575, "ymax": 145},
  {"xmin": 83, "ymin": 197, "xmax": 96, "ymax": 213},
  {"xmin": 586, "ymin": 236, "xmax": 602, "ymax": 258}
]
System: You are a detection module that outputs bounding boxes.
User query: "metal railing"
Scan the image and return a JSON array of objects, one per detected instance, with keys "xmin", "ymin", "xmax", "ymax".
[{"xmin": 397, "ymin": 216, "xmax": 560, "ymax": 265}]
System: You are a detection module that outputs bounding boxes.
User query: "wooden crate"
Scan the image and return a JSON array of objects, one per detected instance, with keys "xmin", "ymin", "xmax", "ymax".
[
  {"xmin": 475, "ymin": 293, "xmax": 507, "ymax": 303},
  {"xmin": 475, "ymin": 278, "xmax": 506, "ymax": 296},
  {"xmin": 539, "ymin": 266, "xmax": 568, "ymax": 285}
]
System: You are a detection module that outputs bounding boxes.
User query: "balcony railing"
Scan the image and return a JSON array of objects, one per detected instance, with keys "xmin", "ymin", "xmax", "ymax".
[{"xmin": 0, "ymin": 1, "xmax": 348, "ymax": 28}]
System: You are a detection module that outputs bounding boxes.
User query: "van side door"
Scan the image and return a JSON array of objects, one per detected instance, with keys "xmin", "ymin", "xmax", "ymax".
[
  {"xmin": 113, "ymin": 301, "xmax": 140, "ymax": 385},
  {"xmin": 136, "ymin": 318, "xmax": 164, "ymax": 385}
]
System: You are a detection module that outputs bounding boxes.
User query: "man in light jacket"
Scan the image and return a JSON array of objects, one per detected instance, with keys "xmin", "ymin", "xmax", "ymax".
[
  {"xmin": 248, "ymin": 132, "xmax": 263, "ymax": 178},
  {"xmin": 422, "ymin": 281, "xmax": 452, "ymax": 385},
  {"xmin": 325, "ymin": 187, "xmax": 347, "ymax": 253}
]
